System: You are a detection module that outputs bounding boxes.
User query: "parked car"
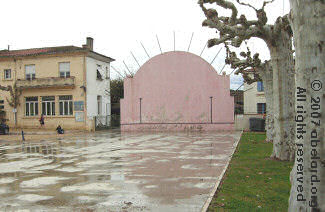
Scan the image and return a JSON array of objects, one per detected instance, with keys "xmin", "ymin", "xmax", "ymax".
[{"xmin": 0, "ymin": 123, "xmax": 9, "ymax": 135}]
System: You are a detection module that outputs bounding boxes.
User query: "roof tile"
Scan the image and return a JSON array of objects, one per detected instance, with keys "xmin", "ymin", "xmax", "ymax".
[{"xmin": 0, "ymin": 46, "xmax": 86, "ymax": 58}]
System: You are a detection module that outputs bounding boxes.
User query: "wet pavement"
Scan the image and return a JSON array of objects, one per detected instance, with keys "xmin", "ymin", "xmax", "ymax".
[{"xmin": 0, "ymin": 130, "xmax": 241, "ymax": 211}]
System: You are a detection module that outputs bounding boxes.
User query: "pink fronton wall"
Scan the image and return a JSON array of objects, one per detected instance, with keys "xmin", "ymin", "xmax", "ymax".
[{"xmin": 120, "ymin": 51, "xmax": 234, "ymax": 131}]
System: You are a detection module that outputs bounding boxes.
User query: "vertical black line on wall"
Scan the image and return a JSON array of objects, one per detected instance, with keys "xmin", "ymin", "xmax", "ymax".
[
  {"xmin": 139, "ymin": 98, "xmax": 142, "ymax": 123},
  {"xmin": 210, "ymin": 96, "xmax": 213, "ymax": 123}
]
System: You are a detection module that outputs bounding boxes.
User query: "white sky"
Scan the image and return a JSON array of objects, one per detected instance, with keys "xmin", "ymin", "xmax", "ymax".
[{"xmin": 0, "ymin": 0, "xmax": 289, "ymax": 90}]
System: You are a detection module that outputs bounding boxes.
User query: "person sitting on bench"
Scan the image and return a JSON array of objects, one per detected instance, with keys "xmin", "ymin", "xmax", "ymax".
[{"xmin": 56, "ymin": 125, "xmax": 64, "ymax": 134}]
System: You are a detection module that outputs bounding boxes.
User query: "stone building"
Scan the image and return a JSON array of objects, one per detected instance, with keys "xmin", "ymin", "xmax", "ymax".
[
  {"xmin": 244, "ymin": 81, "xmax": 266, "ymax": 115},
  {"xmin": 234, "ymin": 81, "xmax": 266, "ymax": 131},
  {"xmin": 0, "ymin": 38, "xmax": 114, "ymax": 131}
]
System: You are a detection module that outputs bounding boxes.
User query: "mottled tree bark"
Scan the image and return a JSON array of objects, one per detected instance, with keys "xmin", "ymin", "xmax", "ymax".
[
  {"xmin": 288, "ymin": 0, "xmax": 325, "ymax": 211},
  {"xmin": 267, "ymin": 29, "xmax": 296, "ymax": 161},
  {"xmin": 258, "ymin": 62, "xmax": 274, "ymax": 142}
]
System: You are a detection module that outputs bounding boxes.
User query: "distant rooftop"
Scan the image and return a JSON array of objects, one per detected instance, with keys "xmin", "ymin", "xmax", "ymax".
[
  {"xmin": 0, "ymin": 46, "xmax": 85, "ymax": 58},
  {"xmin": 0, "ymin": 37, "xmax": 115, "ymax": 62}
]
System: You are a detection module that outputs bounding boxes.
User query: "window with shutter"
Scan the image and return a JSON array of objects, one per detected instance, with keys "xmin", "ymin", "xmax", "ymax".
[
  {"xmin": 257, "ymin": 81, "xmax": 264, "ymax": 92},
  {"xmin": 4, "ymin": 69, "xmax": 11, "ymax": 79},
  {"xmin": 257, "ymin": 103, "xmax": 266, "ymax": 114},
  {"xmin": 59, "ymin": 62, "xmax": 70, "ymax": 78},
  {"xmin": 25, "ymin": 65, "xmax": 36, "ymax": 80}
]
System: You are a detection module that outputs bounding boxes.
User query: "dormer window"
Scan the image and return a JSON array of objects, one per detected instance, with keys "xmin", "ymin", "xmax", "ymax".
[{"xmin": 59, "ymin": 62, "xmax": 70, "ymax": 78}]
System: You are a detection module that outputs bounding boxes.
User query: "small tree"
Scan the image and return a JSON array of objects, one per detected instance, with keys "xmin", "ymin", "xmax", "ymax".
[
  {"xmin": 6, "ymin": 83, "xmax": 21, "ymax": 109},
  {"xmin": 110, "ymin": 78, "xmax": 124, "ymax": 104},
  {"xmin": 0, "ymin": 83, "xmax": 22, "ymax": 126}
]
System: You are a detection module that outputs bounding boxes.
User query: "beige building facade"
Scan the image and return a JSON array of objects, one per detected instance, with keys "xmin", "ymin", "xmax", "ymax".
[
  {"xmin": 235, "ymin": 81, "xmax": 266, "ymax": 130},
  {"xmin": 244, "ymin": 81, "xmax": 266, "ymax": 114},
  {"xmin": 0, "ymin": 38, "xmax": 114, "ymax": 131}
]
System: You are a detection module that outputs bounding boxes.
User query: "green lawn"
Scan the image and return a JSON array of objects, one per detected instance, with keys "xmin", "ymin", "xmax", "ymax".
[{"xmin": 208, "ymin": 132, "xmax": 293, "ymax": 211}]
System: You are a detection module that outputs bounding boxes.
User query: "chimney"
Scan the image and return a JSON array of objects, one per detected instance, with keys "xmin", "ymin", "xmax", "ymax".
[{"xmin": 84, "ymin": 37, "xmax": 93, "ymax": 51}]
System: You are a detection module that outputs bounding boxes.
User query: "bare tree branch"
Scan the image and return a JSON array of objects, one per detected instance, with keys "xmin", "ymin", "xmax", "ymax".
[
  {"xmin": 236, "ymin": 0, "xmax": 257, "ymax": 11},
  {"xmin": 199, "ymin": 0, "xmax": 238, "ymax": 24},
  {"xmin": 199, "ymin": 0, "xmax": 295, "ymax": 162},
  {"xmin": 262, "ymin": 0, "xmax": 275, "ymax": 10},
  {"xmin": 224, "ymin": 44, "xmax": 274, "ymax": 84},
  {"xmin": 198, "ymin": 0, "xmax": 272, "ymax": 48}
]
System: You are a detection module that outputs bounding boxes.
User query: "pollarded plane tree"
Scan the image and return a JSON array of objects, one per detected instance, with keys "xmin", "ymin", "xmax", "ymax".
[
  {"xmin": 199, "ymin": 0, "xmax": 295, "ymax": 161},
  {"xmin": 225, "ymin": 44, "xmax": 274, "ymax": 145},
  {"xmin": 288, "ymin": 0, "xmax": 324, "ymax": 211}
]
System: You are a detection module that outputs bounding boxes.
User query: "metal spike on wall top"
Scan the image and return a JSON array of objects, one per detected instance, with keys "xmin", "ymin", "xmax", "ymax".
[
  {"xmin": 218, "ymin": 63, "xmax": 226, "ymax": 75},
  {"xmin": 111, "ymin": 65, "xmax": 124, "ymax": 78},
  {"xmin": 131, "ymin": 51, "xmax": 141, "ymax": 69},
  {"xmin": 210, "ymin": 47, "xmax": 222, "ymax": 65},
  {"xmin": 173, "ymin": 31, "xmax": 176, "ymax": 51},
  {"xmin": 187, "ymin": 32, "xmax": 194, "ymax": 52},
  {"xmin": 140, "ymin": 42, "xmax": 150, "ymax": 59},
  {"xmin": 229, "ymin": 68, "xmax": 236, "ymax": 76},
  {"xmin": 156, "ymin": 35, "xmax": 163, "ymax": 54},
  {"xmin": 123, "ymin": 60, "xmax": 133, "ymax": 76},
  {"xmin": 200, "ymin": 42, "xmax": 207, "ymax": 57}
]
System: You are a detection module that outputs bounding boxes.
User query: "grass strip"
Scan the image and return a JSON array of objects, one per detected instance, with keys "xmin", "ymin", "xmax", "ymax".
[{"xmin": 208, "ymin": 132, "xmax": 293, "ymax": 211}]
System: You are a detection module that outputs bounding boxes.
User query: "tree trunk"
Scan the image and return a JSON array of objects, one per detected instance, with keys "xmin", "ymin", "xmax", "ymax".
[
  {"xmin": 289, "ymin": 0, "xmax": 325, "ymax": 211},
  {"xmin": 259, "ymin": 63, "xmax": 274, "ymax": 142},
  {"xmin": 267, "ymin": 31, "xmax": 296, "ymax": 161}
]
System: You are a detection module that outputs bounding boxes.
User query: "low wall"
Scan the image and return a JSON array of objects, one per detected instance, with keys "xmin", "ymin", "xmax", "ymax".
[
  {"xmin": 234, "ymin": 114, "xmax": 264, "ymax": 131},
  {"xmin": 9, "ymin": 117, "xmax": 95, "ymax": 132}
]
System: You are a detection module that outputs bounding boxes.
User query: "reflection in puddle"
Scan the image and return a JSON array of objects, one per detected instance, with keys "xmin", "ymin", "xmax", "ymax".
[
  {"xmin": 21, "ymin": 177, "xmax": 70, "ymax": 188},
  {"xmin": 16, "ymin": 194, "xmax": 53, "ymax": 202},
  {"xmin": 0, "ymin": 130, "xmax": 241, "ymax": 211}
]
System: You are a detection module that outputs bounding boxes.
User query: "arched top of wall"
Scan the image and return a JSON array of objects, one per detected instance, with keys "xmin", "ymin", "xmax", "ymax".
[
  {"xmin": 132, "ymin": 51, "xmax": 220, "ymax": 79},
  {"xmin": 120, "ymin": 50, "xmax": 234, "ymax": 128}
]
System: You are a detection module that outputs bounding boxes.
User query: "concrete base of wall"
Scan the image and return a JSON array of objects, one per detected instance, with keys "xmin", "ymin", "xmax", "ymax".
[
  {"xmin": 234, "ymin": 114, "xmax": 264, "ymax": 131},
  {"xmin": 8, "ymin": 125, "xmax": 92, "ymax": 132},
  {"xmin": 121, "ymin": 123, "xmax": 234, "ymax": 132},
  {"xmin": 8, "ymin": 119, "xmax": 95, "ymax": 132}
]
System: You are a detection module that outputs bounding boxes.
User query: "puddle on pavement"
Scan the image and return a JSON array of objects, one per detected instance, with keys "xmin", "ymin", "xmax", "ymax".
[{"xmin": 0, "ymin": 130, "xmax": 241, "ymax": 211}]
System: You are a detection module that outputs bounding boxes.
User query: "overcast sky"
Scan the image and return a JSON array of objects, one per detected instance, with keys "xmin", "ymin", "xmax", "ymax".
[{"xmin": 0, "ymin": 0, "xmax": 289, "ymax": 90}]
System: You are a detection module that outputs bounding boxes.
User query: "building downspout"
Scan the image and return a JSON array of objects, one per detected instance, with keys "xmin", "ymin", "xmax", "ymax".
[
  {"xmin": 14, "ymin": 57, "xmax": 17, "ymax": 127},
  {"xmin": 83, "ymin": 54, "xmax": 89, "ymax": 131}
]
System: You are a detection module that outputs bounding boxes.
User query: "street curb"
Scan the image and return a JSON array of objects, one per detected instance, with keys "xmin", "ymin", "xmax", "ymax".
[
  {"xmin": 8, "ymin": 130, "xmax": 85, "ymax": 136},
  {"xmin": 200, "ymin": 130, "xmax": 243, "ymax": 212},
  {"xmin": 9, "ymin": 132, "xmax": 57, "ymax": 135}
]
